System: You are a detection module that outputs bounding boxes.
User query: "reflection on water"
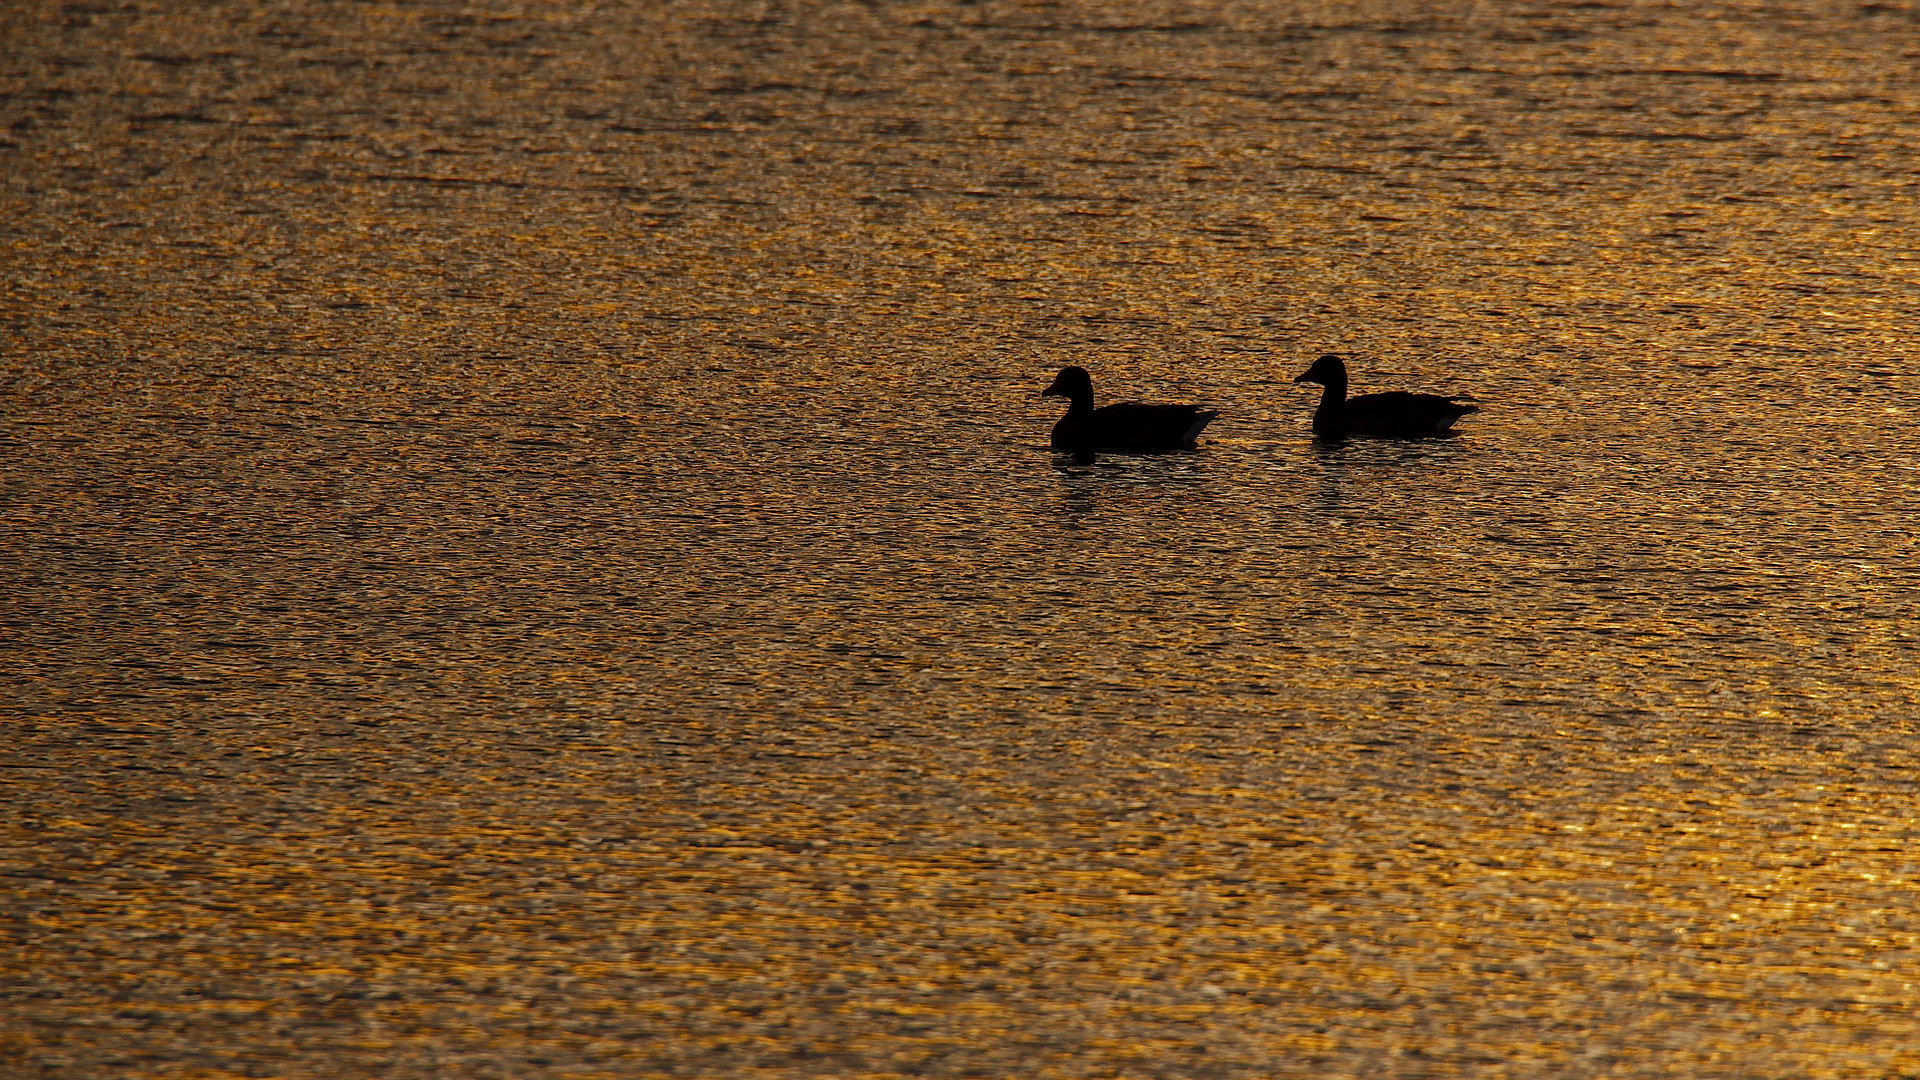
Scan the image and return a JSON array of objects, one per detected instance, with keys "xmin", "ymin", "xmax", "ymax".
[
  {"xmin": 7, "ymin": 0, "xmax": 1920, "ymax": 1076},
  {"xmin": 1052, "ymin": 449, "xmax": 1218, "ymax": 527}
]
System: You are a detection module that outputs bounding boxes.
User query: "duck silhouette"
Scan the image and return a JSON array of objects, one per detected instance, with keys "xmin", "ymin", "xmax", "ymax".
[
  {"xmin": 1041, "ymin": 366, "xmax": 1218, "ymax": 452},
  {"xmin": 1293, "ymin": 354, "xmax": 1477, "ymax": 438}
]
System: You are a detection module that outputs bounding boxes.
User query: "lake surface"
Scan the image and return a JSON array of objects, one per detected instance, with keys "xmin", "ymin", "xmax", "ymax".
[{"xmin": 6, "ymin": 1, "xmax": 1920, "ymax": 1076}]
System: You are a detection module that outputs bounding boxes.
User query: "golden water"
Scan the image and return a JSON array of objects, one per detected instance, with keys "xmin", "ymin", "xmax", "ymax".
[{"xmin": 6, "ymin": 1, "xmax": 1920, "ymax": 1076}]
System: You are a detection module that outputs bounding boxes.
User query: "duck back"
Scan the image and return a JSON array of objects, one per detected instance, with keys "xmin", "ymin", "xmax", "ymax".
[
  {"xmin": 1053, "ymin": 401, "xmax": 1218, "ymax": 452},
  {"xmin": 1332, "ymin": 391, "xmax": 1479, "ymax": 438}
]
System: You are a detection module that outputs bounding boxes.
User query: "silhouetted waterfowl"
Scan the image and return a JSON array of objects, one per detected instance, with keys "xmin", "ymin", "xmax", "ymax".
[
  {"xmin": 1293, "ymin": 354, "xmax": 1478, "ymax": 438},
  {"xmin": 1041, "ymin": 366, "xmax": 1218, "ymax": 452}
]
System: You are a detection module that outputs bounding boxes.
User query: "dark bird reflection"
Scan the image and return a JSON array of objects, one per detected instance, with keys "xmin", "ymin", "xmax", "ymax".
[
  {"xmin": 1049, "ymin": 448, "xmax": 1213, "ymax": 531},
  {"xmin": 1300, "ymin": 427, "xmax": 1475, "ymax": 525}
]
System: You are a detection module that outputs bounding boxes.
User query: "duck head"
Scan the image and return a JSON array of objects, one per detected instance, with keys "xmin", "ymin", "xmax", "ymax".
[
  {"xmin": 1293, "ymin": 354, "xmax": 1349, "ymax": 386},
  {"xmin": 1041, "ymin": 365, "xmax": 1094, "ymax": 401}
]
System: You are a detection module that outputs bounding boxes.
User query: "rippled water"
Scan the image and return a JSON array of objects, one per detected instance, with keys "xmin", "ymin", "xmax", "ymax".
[{"xmin": 7, "ymin": 1, "xmax": 1920, "ymax": 1076}]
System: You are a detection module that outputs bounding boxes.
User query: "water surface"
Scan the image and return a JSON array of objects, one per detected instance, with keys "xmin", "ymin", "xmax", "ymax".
[{"xmin": 6, "ymin": 1, "xmax": 1920, "ymax": 1076}]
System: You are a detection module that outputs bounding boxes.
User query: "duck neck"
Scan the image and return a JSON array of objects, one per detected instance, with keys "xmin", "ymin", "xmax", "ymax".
[
  {"xmin": 1062, "ymin": 387, "xmax": 1095, "ymax": 416},
  {"xmin": 1316, "ymin": 373, "xmax": 1347, "ymax": 411}
]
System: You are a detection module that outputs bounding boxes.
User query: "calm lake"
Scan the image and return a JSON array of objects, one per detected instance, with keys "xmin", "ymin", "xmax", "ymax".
[{"xmin": 6, "ymin": 1, "xmax": 1920, "ymax": 1076}]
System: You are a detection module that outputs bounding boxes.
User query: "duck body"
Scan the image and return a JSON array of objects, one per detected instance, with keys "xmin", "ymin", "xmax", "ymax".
[
  {"xmin": 1042, "ymin": 366, "xmax": 1217, "ymax": 452},
  {"xmin": 1293, "ymin": 354, "xmax": 1477, "ymax": 439}
]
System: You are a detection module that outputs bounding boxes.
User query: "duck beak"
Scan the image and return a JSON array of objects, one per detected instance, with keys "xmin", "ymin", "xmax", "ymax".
[{"xmin": 1292, "ymin": 371, "xmax": 1313, "ymax": 384}]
